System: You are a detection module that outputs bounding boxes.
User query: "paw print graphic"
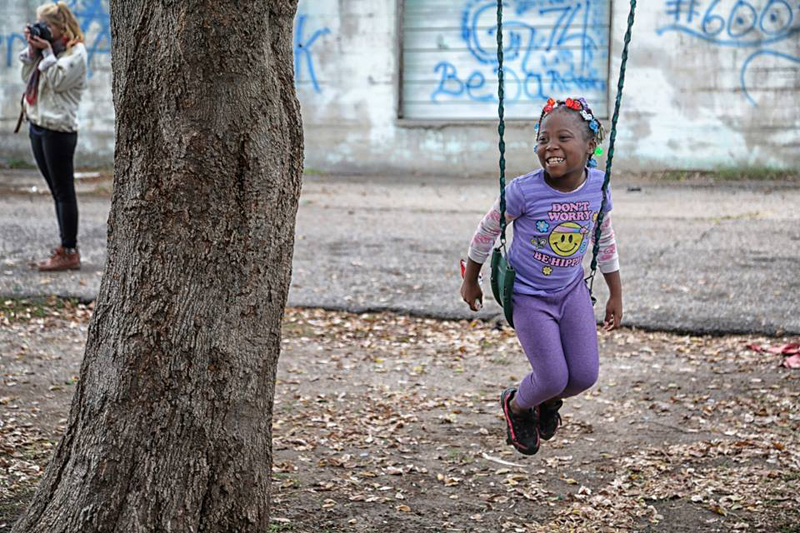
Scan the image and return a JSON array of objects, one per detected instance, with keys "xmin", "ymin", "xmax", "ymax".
[
  {"xmin": 542, "ymin": 266, "xmax": 553, "ymax": 276},
  {"xmin": 536, "ymin": 220, "xmax": 550, "ymax": 233},
  {"xmin": 579, "ymin": 241, "xmax": 588, "ymax": 253}
]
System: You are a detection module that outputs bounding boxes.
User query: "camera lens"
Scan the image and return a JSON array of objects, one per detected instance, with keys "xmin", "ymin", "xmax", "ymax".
[{"xmin": 30, "ymin": 22, "xmax": 52, "ymax": 42}]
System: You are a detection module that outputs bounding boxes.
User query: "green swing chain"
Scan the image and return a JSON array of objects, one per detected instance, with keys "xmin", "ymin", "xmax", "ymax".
[
  {"xmin": 495, "ymin": 0, "xmax": 507, "ymax": 248},
  {"xmin": 588, "ymin": 0, "xmax": 637, "ymax": 299},
  {"xmin": 494, "ymin": 0, "xmax": 637, "ymax": 302}
]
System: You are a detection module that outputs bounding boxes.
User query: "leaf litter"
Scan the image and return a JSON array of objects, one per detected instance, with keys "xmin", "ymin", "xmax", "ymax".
[{"xmin": 1, "ymin": 302, "xmax": 798, "ymax": 532}]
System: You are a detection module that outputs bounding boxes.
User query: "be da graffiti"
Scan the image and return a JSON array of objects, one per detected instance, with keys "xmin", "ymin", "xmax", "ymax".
[{"xmin": 431, "ymin": 0, "xmax": 609, "ymax": 105}]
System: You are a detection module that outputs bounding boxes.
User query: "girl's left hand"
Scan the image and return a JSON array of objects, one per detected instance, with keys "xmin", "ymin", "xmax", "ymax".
[
  {"xmin": 603, "ymin": 295, "xmax": 623, "ymax": 331},
  {"xmin": 29, "ymin": 36, "xmax": 51, "ymax": 51}
]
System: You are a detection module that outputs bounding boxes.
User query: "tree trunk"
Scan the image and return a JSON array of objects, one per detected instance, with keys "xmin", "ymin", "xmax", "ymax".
[{"xmin": 13, "ymin": 1, "xmax": 303, "ymax": 531}]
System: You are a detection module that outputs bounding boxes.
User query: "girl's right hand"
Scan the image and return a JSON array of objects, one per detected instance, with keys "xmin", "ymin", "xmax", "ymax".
[{"xmin": 460, "ymin": 280, "xmax": 483, "ymax": 312}]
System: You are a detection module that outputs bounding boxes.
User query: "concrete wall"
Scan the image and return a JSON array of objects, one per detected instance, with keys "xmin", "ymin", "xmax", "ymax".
[
  {"xmin": 1, "ymin": 0, "xmax": 798, "ymax": 174},
  {"xmin": 615, "ymin": 0, "xmax": 800, "ymax": 171}
]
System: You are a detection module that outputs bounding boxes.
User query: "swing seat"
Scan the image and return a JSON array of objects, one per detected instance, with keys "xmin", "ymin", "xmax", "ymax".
[{"xmin": 490, "ymin": 247, "xmax": 515, "ymax": 328}]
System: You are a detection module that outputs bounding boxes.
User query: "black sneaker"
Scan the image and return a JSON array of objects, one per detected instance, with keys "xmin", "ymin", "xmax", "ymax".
[
  {"xmin": 538, "ymin": 399, "xmax": 563, "ymax": 441},
  {"xmin": 500, "ymin": 388, "xmax": 540, "ymax": 456}
]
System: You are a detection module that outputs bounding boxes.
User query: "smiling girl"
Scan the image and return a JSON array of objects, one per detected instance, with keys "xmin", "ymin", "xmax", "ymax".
[{"xmin": 460, "ymin": 97, "xmax": 623, "ymax": 456}]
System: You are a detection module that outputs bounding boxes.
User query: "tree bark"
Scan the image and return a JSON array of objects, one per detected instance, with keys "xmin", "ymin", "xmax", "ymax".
[{"xmin": 13, "ymin": 1, "xmax": 303, "ymax": 531}]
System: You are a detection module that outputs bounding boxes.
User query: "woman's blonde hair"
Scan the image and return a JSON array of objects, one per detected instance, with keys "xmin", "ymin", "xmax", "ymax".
[{"xmin": 37, "ymin": 2, "xmax": 84, "ymax": 50}]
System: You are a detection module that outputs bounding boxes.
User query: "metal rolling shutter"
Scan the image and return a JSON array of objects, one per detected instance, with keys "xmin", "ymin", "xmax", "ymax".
[{"xmin": 401, "ymin": 0, "xmax": 611, "ymax": 120}]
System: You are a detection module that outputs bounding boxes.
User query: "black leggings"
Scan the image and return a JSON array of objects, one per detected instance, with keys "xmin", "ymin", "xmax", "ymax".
[{"xmin": 29, "ymin": 123, "xmax": 79, "ymax": 249}]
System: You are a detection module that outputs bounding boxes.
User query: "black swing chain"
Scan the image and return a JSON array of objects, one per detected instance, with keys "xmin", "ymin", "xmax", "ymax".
[
  {"xmin": 587, "ymin": 0, "xmax": 637, "ymax": 298},
  {"xmin": 496, "ymin": 0, "xmax": 507, "ymax": 248}
]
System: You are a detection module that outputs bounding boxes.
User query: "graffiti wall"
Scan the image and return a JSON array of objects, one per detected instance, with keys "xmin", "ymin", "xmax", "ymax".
[
  {"xmin": 402, "ymin": 0, "xmax": 611, "ymax": 119},
  {"xmin": 616, "ymin": 0, "xmax": 800, "ymax": 168},
  {"xmin": 0, "ymin": 0, "xmax": 797, "ymax": 172},
  {"xmin": 656, "ymin": 0, "xmax": 799, "ymax": 106}
]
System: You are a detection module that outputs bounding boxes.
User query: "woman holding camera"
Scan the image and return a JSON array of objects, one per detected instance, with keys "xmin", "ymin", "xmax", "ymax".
[{"xmin": 19, "ymin": 2, "xmax": 87, "ymax": 271}]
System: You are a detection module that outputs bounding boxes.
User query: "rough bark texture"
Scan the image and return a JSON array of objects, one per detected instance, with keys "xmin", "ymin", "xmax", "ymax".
[{"xmin": 13, "ymin": 1, "xmax": 303, "ymax": 531}]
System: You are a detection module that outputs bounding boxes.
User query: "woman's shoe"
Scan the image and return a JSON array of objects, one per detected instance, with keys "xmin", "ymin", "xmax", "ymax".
[{"xmin": 38, "ymin": 246, "xmax": 81, "ymax": 271}]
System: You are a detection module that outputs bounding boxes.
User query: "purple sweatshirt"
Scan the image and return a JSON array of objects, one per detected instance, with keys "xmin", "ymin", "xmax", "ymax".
[{"xmin": 468, "ymin": 168, "xmax": 618, "ymax": 296}]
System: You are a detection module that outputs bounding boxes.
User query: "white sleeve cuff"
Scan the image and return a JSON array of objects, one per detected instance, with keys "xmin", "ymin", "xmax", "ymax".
[
  {"xmin": 598, "ymin": 258, "xmax": 620, "ymax": 274},
  {"xmin": 467, "ymin": 248, "xmax": 490, "ymax": 265},
  {"xmin": 19, "ymin": 48, "xmax": 35, "ymax": 64},
  {"xmin": 38, "ymin": 48, "xmax": 57, "ymax": 71}
]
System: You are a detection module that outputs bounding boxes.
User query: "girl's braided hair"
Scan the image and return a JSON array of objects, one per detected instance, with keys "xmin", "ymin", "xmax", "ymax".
[{"xmin": 535, "ymin": 97, "xmax": 606, "ymax": 168}]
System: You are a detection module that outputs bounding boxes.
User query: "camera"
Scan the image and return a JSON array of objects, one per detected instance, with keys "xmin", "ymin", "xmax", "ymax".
[{"xmin": 29, "ymin": 22, "xmax": 52, "ymax": 42}]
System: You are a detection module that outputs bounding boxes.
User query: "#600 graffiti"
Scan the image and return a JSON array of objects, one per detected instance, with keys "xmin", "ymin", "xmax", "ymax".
[{"xmin": 656, "ymin": 0, "xmax": 800, "ymax": 105}]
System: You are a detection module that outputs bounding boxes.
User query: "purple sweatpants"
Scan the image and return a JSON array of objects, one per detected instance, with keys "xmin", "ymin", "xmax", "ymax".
[{"xmin": 512, "ymin": 276, "xmax": 599, "ymax": 410}]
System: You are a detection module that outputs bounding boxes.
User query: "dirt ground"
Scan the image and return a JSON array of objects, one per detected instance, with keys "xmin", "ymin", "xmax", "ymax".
[{"xmin": 1, "ymin": 299, "xmax": 799, "ymax": 532}]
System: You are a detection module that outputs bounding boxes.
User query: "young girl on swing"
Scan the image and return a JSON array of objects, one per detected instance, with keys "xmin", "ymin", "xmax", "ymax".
[{"xmin": 460, "ymin": 97, "xmax": 623, "ymax": 455}]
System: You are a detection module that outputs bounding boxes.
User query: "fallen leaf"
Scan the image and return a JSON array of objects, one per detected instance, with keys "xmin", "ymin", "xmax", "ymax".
[
  {"xmin": 709, "ymin": 504, "xmax": 728, "ymax": 516},
  {"xmin": 782, "ymin": 354, "xmax": 800, "ymax": 369}
]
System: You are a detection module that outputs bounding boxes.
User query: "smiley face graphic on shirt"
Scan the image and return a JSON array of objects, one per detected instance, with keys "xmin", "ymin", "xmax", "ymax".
[{"xmin": 548, "ymin": 222, "xmax": 587, "ymax": 257}]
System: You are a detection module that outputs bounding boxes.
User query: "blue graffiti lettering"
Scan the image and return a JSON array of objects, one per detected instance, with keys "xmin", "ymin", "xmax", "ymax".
[
  {"xmin": 759, "ymin": 0, "xmax": 793, "ymax": 34},
  {"xmin": 5, "ymin": 33, "xmax": 26, "ymax": 69},
  {"xmin": 740, "ymin": 49, "xmax": 800, "ymax": 105},
  {"xmin": 294, "ymin": 14, "xmax": 330, "ymax": 94},
  {"xmin": 727, "ymin": 0, "xmax": 758, "ymax": 37},
  {"xmin": 433, "ymin": 0, "xmax": 607, "ymax": 108},
  {"xmin": 701, "ymin": 0, "xmax": 728, "ymax": 35},
  {"xmin": 432, "ymin": 62, "xmax": 465, "ymax": 101},
  {"xmin": 666, "ymin": 0, "xmax": 702, "ymax": 23},
  {"xmin": 523, "ymin": 72, "xmax": 546, "ymax": 100},
  {"xmin": 656, "ymin": 0, "xmax": 800, "ymax": 105},
  {"xmin": 466, "ymin": 71, "xmax": 494, "ymax": 102},
  {"xmin": 657, "ymin": 0, "xmax": 800, "ymax": 46}
]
